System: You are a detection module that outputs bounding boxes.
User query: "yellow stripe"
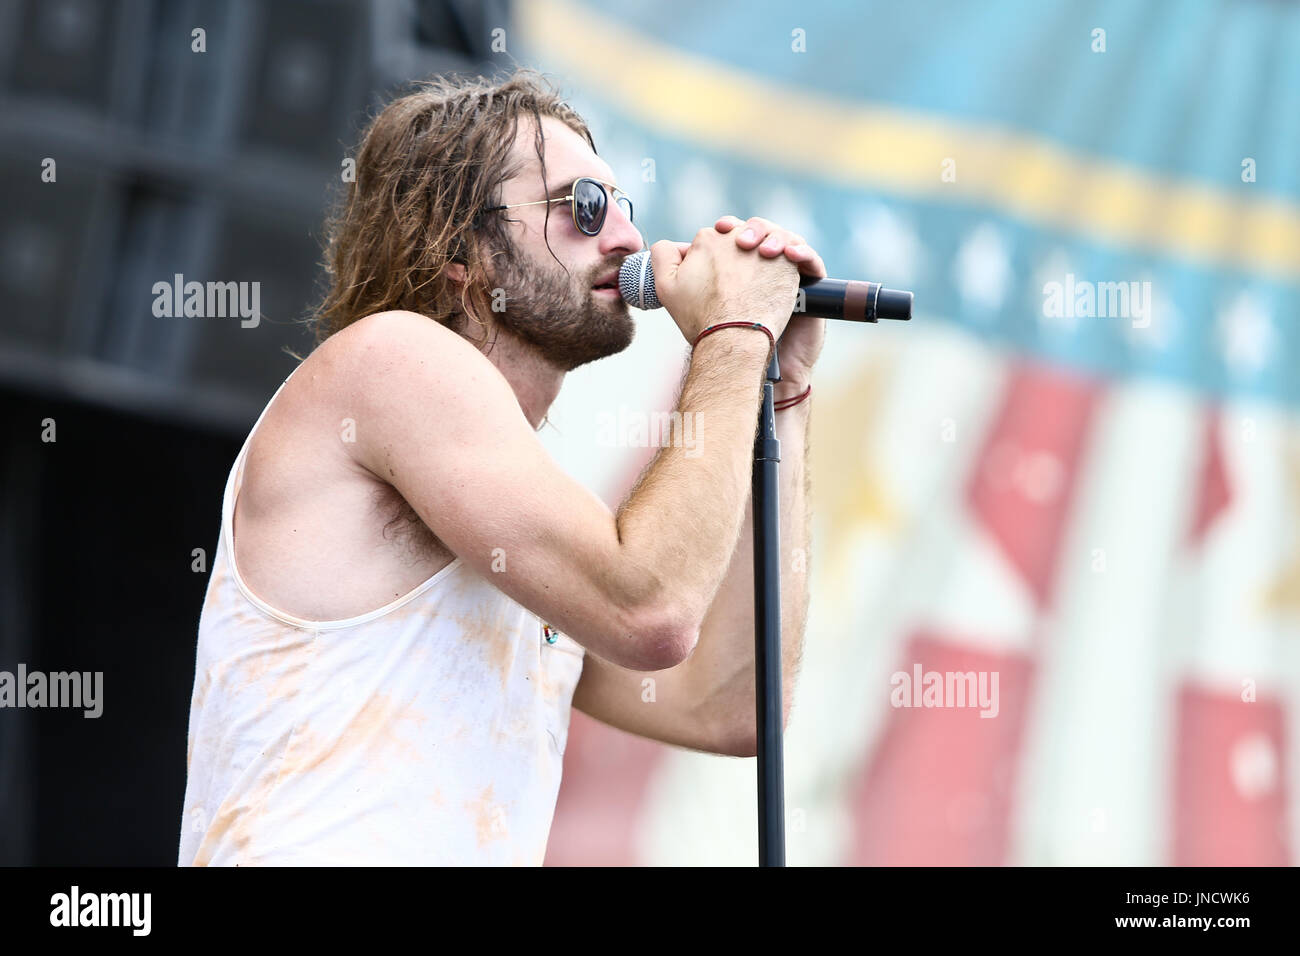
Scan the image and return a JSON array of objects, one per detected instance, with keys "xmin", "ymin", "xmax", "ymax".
[{"xmin": 519, "ymin": 0, "xmax": 1300, "ymax": 281}]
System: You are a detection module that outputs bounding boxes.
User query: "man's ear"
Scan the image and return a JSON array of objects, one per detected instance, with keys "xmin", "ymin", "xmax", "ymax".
[{"xmin": 446, "ymin": 261, "xmax": 466, "ymax": 283}]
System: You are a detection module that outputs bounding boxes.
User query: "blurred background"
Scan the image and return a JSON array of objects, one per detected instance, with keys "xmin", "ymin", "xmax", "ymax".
[{"xmin": 0, "ymin": 0, "xmax": 1296, "ymax": 865}]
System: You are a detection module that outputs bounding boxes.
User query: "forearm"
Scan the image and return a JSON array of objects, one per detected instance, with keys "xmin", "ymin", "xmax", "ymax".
[
  {"xmin": 614, "ymin": 328, "xmax": 774, "ymax": 637},
  {"xmin": 685, "ymin": 392, "xmax": 810, "ymax": 746}
]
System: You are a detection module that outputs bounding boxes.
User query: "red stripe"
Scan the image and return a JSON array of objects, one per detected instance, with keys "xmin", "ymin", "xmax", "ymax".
[
  {"xmin": 1172, "ymin": 684, "xmax": 1291, "ymax": 865},
  {"xmin": 965, "ymin": 360, "xmax": 1102, "ymax": 611},
  {"xmin": 1185, "ymin": 406, "xmax": 1232, "ymax": 548},
  {"xmin": 848, "ymin": 633, "xmax": 1034, "ymax": 865}
]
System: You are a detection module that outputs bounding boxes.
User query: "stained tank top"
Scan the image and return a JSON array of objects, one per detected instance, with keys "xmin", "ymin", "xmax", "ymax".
[{"xmin": 177, "ymin": 369, "xmax": 585, "ymax": 865}]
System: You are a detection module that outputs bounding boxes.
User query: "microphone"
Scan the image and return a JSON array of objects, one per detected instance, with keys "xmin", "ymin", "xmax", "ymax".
[{"xmin": 618, "ymin": 249, "xmax": 913, "ymax": 323}]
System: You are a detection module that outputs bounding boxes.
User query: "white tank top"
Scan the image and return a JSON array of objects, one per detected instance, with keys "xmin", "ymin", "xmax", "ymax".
[{"xmin": 178, "ymin": 370, "xmax": 585, "ymax": 865}]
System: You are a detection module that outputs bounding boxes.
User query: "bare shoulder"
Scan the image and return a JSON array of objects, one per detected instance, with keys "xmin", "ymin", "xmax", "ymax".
[
  {"xmin": 323, "ymin": 310, "xmax": 493, "ymax": 390},
  {"xmin": 245, "ymin": 310, "xmax": 485, "ymax": 477},
  {"xmin": 322, "ymin": 311, "xmax": 522, "ymax": 443}
]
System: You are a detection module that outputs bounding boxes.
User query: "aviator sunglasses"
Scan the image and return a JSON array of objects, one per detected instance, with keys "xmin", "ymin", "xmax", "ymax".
[{"xmin": 479, "ymin": 176, "xmax": 634, "ymax": 236}]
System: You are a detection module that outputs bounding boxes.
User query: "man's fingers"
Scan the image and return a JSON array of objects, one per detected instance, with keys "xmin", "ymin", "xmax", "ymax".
[
  {"xmin": 754, "ymin": 228, "xmax": 808, "ymax": 257},
  {"xmin": 713, "ymin": 217, "xmax": 820, "ymax": 274},
  {"xmin": 717, "ymin": 214, "xmax": 774, "ymax": 248},
  {"xmin": 649, "ymin": 238, "xmax": 684, "ymax": 285},
  {"xmin": 784, "ymin": 242, "xmax": 827, "ymax": 278}
]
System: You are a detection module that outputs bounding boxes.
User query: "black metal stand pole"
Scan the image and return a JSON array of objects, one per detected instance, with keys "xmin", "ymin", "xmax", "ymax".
[{"xmin": 753, "ymin": 346, "xmax": 785, "ymax": 867}]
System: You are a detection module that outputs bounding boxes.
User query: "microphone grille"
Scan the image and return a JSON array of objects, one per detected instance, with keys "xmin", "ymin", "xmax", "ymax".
[{"xmin": 618, "ymin": 250, "xmax": 658, "ymax": 310}]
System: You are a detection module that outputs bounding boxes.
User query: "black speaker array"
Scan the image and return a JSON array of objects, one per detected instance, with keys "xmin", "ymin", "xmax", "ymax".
[{"xmin": 0, "ymin": 0, "xmax": 508, "ymax": 432}]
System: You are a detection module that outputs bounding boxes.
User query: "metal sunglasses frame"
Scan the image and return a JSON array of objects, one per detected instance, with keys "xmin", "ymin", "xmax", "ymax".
[{"xmin": 479, "ymin": 176, "xmax": 634, "ymax": 236}]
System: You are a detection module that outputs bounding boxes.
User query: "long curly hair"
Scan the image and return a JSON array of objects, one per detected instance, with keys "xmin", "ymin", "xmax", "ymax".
[{"xmin": 310, "ymin": 68, "xmax": 595, "ymax": 345}]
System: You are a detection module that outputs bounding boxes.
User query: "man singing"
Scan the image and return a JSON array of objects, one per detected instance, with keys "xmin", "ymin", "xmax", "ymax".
[{"xmin": 179, "ymin": 67, "xmax": 826, "ymax": 865}]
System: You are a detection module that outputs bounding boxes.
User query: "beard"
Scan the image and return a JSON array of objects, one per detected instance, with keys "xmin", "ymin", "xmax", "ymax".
[{"xmin": 482, "ymin": 244, "xmax": 636, "ymax": 372}]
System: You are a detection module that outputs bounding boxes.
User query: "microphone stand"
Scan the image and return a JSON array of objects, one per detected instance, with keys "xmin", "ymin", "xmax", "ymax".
[{"xmin": 753, "ymin": 346, "xmax": 785, "ymax": 867}]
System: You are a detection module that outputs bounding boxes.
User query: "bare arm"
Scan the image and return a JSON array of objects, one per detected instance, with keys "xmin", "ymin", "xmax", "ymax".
[
  {"xmin": 342, "ymin": 230, "xmax": 796, "ymax": 672},
  {"xmin": 572, "ymin": 386, "xmax": 812, "ymax": 756},
  {"xmin": 610, "ymin": 327, "xmax": 778, "ymax": 640},
  {"xmin": 687, "ymin": 391, "xmax": 811, "ymax": 753},
  {"xmin": 570, "ymin": 216, "xmax": 826, "ymax": 754}
]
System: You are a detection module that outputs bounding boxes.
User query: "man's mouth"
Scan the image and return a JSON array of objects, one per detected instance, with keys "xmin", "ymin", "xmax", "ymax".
[{"xmin": 592, "ymin": 270, "xmax": 619, "ymax": 292}]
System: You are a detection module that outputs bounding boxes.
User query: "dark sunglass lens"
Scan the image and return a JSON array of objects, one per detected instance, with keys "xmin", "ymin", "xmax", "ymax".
[{"xmin": 573, "ymin": 179, "xmax": 606, "ymax": 235}]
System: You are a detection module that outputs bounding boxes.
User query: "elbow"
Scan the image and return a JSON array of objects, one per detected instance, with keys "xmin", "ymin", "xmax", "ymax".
[
  {"xmin": 621, "ymin": 609, "xmax": 699, "ymax": 672},
  {"xmin": 611, "ymin": 564, "xmax": 700, "ymax": 670}
]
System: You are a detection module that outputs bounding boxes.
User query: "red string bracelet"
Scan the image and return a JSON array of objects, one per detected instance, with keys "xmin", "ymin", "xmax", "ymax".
[
  {"xmin": 773, "ymin": 384, "xmax": 812, "ymax": 410},
  {"xmin": 692, "ymin": 321, "xmax": 775, "ymax": 355},
  {"xmin": 691, "ymin": 323, "xmax": 809, "ymax": 409}
]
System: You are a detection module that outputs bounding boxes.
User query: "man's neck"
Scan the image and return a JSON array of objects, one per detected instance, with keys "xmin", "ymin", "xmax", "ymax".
[{"xmin": 453, "ymin": 318, "xmax": 564, "ymax": 430}]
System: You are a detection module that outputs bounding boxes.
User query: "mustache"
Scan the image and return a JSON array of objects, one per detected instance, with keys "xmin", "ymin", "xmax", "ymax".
[
  {"xmin": 497, "ymin": 251, "xmax": 626, "ymax": 289},
  {"xmin": 590, "ymin": 260, "xmax": 625, "ymax": 283}
]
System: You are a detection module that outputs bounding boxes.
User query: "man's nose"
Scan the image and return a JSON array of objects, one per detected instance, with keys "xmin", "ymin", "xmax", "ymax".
[{"xmin": 598, "ymin": 201, "xmax": 643, "ymax": 257}]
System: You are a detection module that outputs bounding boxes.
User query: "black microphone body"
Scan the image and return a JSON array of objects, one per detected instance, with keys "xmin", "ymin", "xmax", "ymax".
[{"xmin": 617, "ymin": 249, "xmax": 912, "ymax": 323}]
